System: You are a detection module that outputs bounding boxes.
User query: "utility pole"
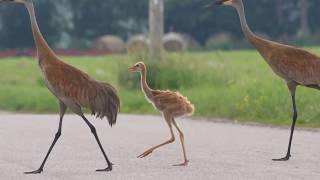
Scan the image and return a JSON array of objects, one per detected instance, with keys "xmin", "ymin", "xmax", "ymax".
[
  {"xmin": 149, "ymin": 0, "xmax": 164, "ymax": 60},
  {"xmin": 299, "ymin": 0, "xmax": 310, "ymax": 36}
]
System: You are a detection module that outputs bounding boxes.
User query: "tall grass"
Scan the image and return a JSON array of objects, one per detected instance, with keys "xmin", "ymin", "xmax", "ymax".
[{"xmin": 1, "ymin": 48, "xmax": 320, "ymax": 127}]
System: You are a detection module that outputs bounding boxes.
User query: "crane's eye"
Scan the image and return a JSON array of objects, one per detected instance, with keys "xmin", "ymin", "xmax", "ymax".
[{"xmin": 135, "ymin": 64, "xmax": 139, "ymax": 67}]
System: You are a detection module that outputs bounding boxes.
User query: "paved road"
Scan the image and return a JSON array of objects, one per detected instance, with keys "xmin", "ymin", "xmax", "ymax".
[{"xmin": 0, "ymin": 114, "xmax": 319, "ymax": 180}]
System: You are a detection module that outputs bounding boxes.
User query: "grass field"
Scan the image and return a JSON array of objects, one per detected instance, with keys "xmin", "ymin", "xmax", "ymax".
[{"xmin": 1, "ymin": 48, "xmax": 320, "ymax": 128}]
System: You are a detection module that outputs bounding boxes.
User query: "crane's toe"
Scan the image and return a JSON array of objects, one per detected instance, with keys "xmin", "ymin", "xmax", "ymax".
[
  {"xmin": 173, "ymin": 160, "xmax": 189, "ymax": 167},
  {"xmin": 272, "ymin": 154, "xmax": 291, "ymax": 161},
  {"xmin": 137, "ymin": 150, "xmax": 153, "ymax": 158},
  {"xmin": 24, "ymin": 168, "xmax": 43, "ymax": 174},
  {"xmin": 96, "ymin": 165, "xmax": 112, "ymax": 172}
]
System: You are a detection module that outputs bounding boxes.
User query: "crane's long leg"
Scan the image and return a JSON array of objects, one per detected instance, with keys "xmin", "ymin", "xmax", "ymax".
[
  {"xmin": 137, "ymin": 113, "xmax": 175, "ymax": 158},
  {"xmin": 81, "ymin": 115, "xmax": 113, "ymax": 172},
  {"xmin": 172, "ymin": 118, "xmax": 189, "ymax": 166},
  {"xmin": 25, "ymin": 101, "xmax": 67, "ymax": 174},
  {"xmin": 273, "ymin": 82, "xmax": 297, "ymax": 161}
]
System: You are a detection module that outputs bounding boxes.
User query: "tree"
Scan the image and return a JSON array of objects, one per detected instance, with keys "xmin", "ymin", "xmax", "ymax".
[
  {"xmin": 0, "ymin": 0, "xmax": 61, "ymax": 49},
  {"xmin": 0, "ymin": 0, "xmax": 149, "ymax": 49},
  {"xmin": 276, "ymin": 0, "xmax": 284, "ymax": 25},
  {"xmin": 67, "ymin": 0, "xmax": 148, "ymax": 48},
  {"xmin": 0, "ymin": 0, "xmax": 319, "ymax": 49}
]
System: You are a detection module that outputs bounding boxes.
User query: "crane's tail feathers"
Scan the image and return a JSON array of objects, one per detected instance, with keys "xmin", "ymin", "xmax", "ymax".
[
  {"xmin": 180, "ymin": 97, "xmax": 195, "ymax": 117},
  {"xmin": 90, "ymin": 82, "xmax": 120, "ymax": 127}
]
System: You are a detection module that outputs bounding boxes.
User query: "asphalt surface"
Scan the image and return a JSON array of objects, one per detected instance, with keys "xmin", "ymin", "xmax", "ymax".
[{"xmin": 0, "ymin": 114, "xmax": 319, "ymax": 180}]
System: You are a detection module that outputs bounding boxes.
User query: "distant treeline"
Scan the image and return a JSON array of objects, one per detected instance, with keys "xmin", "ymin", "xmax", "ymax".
[{"xmin": 0, "ymin": 0, "xmax": 319, "ymax": 49}]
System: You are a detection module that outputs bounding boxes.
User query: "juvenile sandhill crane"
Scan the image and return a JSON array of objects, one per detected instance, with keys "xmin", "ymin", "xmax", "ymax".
[
  {"xmin": 210, "ymin": 0, "xmax": 320, "ymax": 161},
  {"xmin": 130, "ymin": 62, "xmax": 194, "ymax": 166},
  {"xmin": 0, "ymin": 0, "xmax": 120, "ymax": 173}
]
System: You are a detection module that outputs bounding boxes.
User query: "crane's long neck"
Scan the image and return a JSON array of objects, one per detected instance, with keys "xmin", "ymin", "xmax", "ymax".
[
  {"xmin": 140, "ymin": 69, "xmax": 153, "ymax": 100},
  {"xmin": 235, "ymin": 2, "xmax": 257, "ymax": 43},
  {"xmin": 235, "ymin": 2, "xmax": 274, "ymax": 60},
  {"xmin": 25, "ymin": 2, "xmax": 56, "ymax": 60}
]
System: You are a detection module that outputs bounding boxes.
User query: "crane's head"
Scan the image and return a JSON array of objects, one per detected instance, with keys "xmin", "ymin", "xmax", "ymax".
[
  {"xmin": 129, "ymin": 62, "xmax": 146, "ymax": 73},
  {"xmin": 0, "ymin": 0, "xmax": 31, "ymax": 4},
  {"xmin": 206, "ymin": 0, "xmax": 242, "ymax": 8}
]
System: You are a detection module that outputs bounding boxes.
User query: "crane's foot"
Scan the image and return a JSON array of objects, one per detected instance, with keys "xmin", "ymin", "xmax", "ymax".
[
  {"xmin": 173, "ymin": 160, "xmax": 189, "ymax": 167},
  {"xmin": 96, "ymin": 166, "xmax": 112, "ymax": 172},
  {"xmin": 24, "ymin": 168, "xmax": 43, "ymax": 174},
  {"xmin": 272, "ymin": 154, "xmax": 291, "ymax": 161},
  {"xmin": 137, "ymin": 150, "xmax": 153, "ymax": 158},
  {"xmin": 96, "ymin": 162, "xmax": 113, "ymax": 172}
]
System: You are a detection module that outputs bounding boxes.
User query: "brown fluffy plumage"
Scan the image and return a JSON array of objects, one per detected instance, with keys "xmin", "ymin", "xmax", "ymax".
[
  {"xmin": 130, "ymin": 62, "xmax": 194, "ymax": 166},
  {"xmin": 151, "ymin": 90, "xmax": 194, "ymax": 117}
]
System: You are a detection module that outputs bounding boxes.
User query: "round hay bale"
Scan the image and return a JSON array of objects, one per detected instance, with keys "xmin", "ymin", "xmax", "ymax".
[
  {"xmin": 205, "ymin": 32, "xmax": 234, "ymax": 50},
  {"xmin": 181, "ymin": 33, "xmax": 201, "ymax": 50},
  {"xmin": 126, "ymin": 34, "xmax": 149, "ymax": 53},
  {"xmin": 95, "ymin": 35, "xmax": 126, "ymax": 53},
  {"xmin": 162, "ymin": 32, "xmax": 187, "ymax": 52}
]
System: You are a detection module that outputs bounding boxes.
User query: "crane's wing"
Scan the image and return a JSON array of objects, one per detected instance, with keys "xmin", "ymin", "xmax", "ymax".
[
  {"xmin": 44, "ymin": 61, "xmax": 95, "ymax": 102},
  {"xmin": 152, "ymin": 90, "xmax": 194, "ymax": 117},
  {"xmin": 269, "ymin": 47, "xmax": 320, "ymax": 86},
  {"xmin": 43, "ymin": 60, "xmax": 120, "ymax": 126}
]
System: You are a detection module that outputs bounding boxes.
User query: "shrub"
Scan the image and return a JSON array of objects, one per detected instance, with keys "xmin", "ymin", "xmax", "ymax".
[{"xmin": 118, "ymin": 57, "xmax": 198, "ymax": 90}]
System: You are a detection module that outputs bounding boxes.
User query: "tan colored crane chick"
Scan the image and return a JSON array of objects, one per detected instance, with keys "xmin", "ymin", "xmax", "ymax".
[
  {"xmin": 0, "ymin": 0, "xmax": 120, "ymax": 173},
  {"xmin": 130, "ymin": 62, "xmax": 194, "ymax": 166},
  {"xmin": 210, "ymin": 0, "xmax": 320, "ymax": 161}
]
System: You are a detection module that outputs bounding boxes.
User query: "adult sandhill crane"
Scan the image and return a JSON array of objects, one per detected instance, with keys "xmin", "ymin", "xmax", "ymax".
[
  {"xmin": 0, "ymin": 0, "xmax": 120, "ymax": 173},
  {"xmin": 210, "ymin": 0, "xmax": 320, "ymax": 161},
  {"xmin": 130, "ymin": 62, "xmax": 194, "ymax": 166}
]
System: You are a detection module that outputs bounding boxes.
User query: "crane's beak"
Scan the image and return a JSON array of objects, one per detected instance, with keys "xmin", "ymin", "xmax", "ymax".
[
  {"xmin": 129, "ymin": 66, "xmax": 136, "ymax": 72},
  {"xmin": 205, "ymin": 0, "xmax": 224, "ymax": 8}
]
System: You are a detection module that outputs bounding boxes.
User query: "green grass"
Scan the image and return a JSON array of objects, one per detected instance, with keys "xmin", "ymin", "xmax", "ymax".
[{"xmin": 1, "ymin": 48, "xmax": 320, "ymax": 128}]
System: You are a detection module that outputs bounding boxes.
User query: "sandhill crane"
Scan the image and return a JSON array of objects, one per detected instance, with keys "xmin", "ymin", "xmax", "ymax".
[
  {"xmin": 210, "ymin": 0, "xmax": 320, "ymax": 161},
  {"xmin": 130, "ymin": 62, "xmax": 194, "ymax": 166},
  {"xmin": 0, "ymin": 0, "xmax": 120, "ymax": 173}
]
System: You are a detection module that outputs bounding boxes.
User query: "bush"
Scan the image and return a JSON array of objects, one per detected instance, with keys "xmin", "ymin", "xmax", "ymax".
[
  {"xmin": 286, "ymin": 33, "xmax": 320, "ymax": 47},
  {"xmin": 118, "ymin": 57, "xmax": 199, "ymax": 90}
]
